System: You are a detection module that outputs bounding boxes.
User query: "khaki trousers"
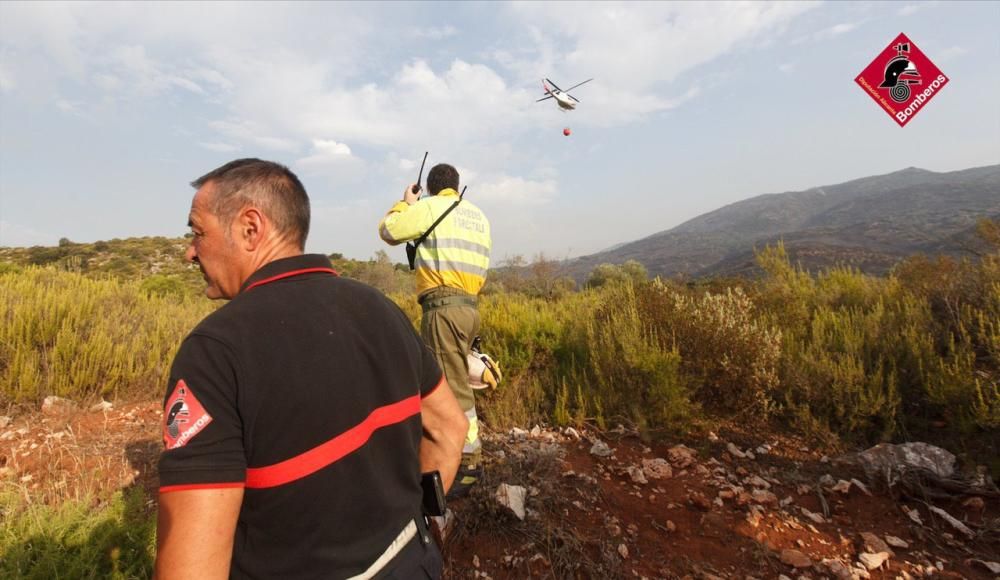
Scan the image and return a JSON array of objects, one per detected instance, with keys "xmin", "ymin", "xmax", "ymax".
[{"xmin": 419, "ymin": 287, "xmax": 481, "ymax": 465}]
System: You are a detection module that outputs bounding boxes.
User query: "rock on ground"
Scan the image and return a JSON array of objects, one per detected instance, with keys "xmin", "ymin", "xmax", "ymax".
[{"xmin": 495, "ymin": 484, "xmax": 527, "ymax": 520}]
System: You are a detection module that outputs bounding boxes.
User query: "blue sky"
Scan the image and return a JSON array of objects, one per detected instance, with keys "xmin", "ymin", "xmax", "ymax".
[{"xmin": 1, "ymin": 1, "xmax": 998, "ymax": 262}]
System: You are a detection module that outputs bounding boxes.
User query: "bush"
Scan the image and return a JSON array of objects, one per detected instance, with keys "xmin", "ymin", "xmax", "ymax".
[
  {"xmin": 0, "ymin": 488, "xmax": 155, "ymax": 579},
  {"xmin": 757, "ymin": 242, "xmax": 1000, "ymax": 443},
  {"xmin": 637, "ymin": 281, "xmax": 781, "ymax": 419},
  {"xmin": 0, "ymin": 267, "xmax": 215, "ymax": 405}
]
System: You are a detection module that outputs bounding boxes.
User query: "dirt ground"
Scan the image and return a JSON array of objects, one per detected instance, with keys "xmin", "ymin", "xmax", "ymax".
[{"xmin": 1, "ymin": 401, "xmax": 997, "ymax": 579}]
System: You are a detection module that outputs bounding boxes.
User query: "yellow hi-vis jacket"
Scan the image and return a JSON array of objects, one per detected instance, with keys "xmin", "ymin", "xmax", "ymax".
[{"xmin": 379, "ymin": 188, "xmax": 491, "ymax": 296}]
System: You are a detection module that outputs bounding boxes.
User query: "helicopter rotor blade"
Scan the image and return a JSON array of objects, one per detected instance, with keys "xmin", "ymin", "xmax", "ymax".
[
  {"xmin": 568, "ymin": 94, "xmax": 580, "ymax": 103},
  {"xmin": 563, "ymin": 78, "xmax": 593, "ymax": 93},
  {"xmin": 536, "ymin": 95, "xmax": 555, "ymax": 102},
  {"xmin": 544, "ymin": 78, "xmax": 565, "ymax": 92}
]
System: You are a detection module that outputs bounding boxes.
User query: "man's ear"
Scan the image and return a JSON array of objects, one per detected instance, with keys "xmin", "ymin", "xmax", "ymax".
[{"xmin": 239, "ymin": 208, "xmax": 265, "ymax": 251}]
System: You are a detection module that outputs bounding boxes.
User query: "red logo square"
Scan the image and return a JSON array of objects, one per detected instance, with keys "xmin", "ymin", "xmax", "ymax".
[
  {"xmin": 163, "ymin": 379, "xmax": 213, "ymax": 449},
  {"xmin": 855, "ymin": 33, "xmax": 949, "ymax": 127}
]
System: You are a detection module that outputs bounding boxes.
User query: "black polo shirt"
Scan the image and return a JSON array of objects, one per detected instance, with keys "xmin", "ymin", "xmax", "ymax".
[{"xmin": 158, "ymin": 254, "xmax": 443, "ymax": 579}]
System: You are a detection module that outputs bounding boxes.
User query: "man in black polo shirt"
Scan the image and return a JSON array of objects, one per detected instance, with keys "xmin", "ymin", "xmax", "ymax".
[{"xmin": 155, "ymin": 158, "xmax": 468, "ymax": 579}]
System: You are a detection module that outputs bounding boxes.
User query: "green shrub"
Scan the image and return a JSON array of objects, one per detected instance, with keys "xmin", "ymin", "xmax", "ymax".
[
  {"xmin": 637, "ymin": 281, "xmax": 781, "ymax": 418},
  {"xmin": 0, "ymin": 488, "xmax": 155, "ymax": 579},
  {"xmin": 0, "ymin": 267, "xmax": 215, "ymax": 405}
]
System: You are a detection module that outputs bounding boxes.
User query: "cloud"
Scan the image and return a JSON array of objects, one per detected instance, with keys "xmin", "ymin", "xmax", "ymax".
[
  {"xmin": 410, "ymin": 25, "xmax": 458, "ymax": 40},
  {"xmin": 490, "ymin": 3, "xmax": 815, "ymax": 122},
  {"xmin": 778, "ymin": 62, "xmax": 796, "ymax": 74},
  {"xmin": 199, "ymin": 142, "xmax": 241, "ymax": 153},
  {"xmin": 898, "ymin": 2, "xmax": 940, "ymax": 16},
  {"xmin": 474, "ymin": 175, "xmax": 557, "ymax": 206},
  {"xmin": 802, "ymin": 21, "xmax": 862, "ymax": 43},
  {"xmin": 295, "ymin": 140, "xmax": 359, "ymax": 171},
  {"xmin": 0, "ymin": 59, "xmax": 13, "ymax": 92},
  {"xmin": 208, "ymin": 119, "xmax": 299, "ymax": 152},
  {"xmin": 936, "ymin": 46, "xmax": 968, "ymax": 63}
]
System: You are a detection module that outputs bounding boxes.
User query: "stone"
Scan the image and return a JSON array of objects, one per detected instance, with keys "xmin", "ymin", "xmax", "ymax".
[
  {"xmin": 90, "ymin": 400, "xmax": 113, "ymax": 412},
  {"xmin": 780, "ymin": 549, "xmax": 812, "ymax": 568},
  {"xmin": 859, "ymin": 532, "xmax": 893, "ymax": 556},
  {"xmin": 510, "ymin": 427, "xmax": 528, "ymax": 440},
  {"xmin": 627, "ymin": 466, "xmax": 648, "ymax": 485},
  {"xmin": 665, "ymin": 520, "xmax": 676, "ymax": 532},
  {"xmin": 688, "ymin": 492, "xmax": 711, "ymax": 511},
  {"xmin": 901, "ymin": 505, "xmax": 923, "ymax": 525},
  {"xmin": 529, "ymin": 425, "xmax": 541, "ymax": 438},
  {"xmin": 830, "ymin": 480, "xmax": 852, "ymax": 494},
  {"xmin": 961, "ymin": 496, "xmax": 985, "ymax": 511},
  {"xmin": 707, "ymin": 431, "xmax": 719, "ymax": 442},
  {"xmin": 927, "ymin": 506, "xmax": 974, "ymax": 538},
  {"xmin": 0, "ymin": 416, "xmax": 10, "ymax": 429},
  {"xmin": 751, "ymin": 489, "xmax": 778, "ymax": 505},
  {"xmin": 667, "ymin": 444, "xmax": 697, "ymax": 468},
  {"xmin": 726, "ymin": 442, "xmax": 747, "ymax": 459},
  {"xmin": 856, "ymin": 442, "xmax": 956, "ymax": 479},
  {"xmin": 590, "ymin": 440, "xmax": 613, "ymax": 457},
  {"xmin": 748, "ymin": 475, "xmax": 771, "ymax": 489},
  {"xmin": 563, "ymin": 427, "xmax": 580, "ymax": 440},
  {"xmin": 821, "ymin": 558, "xmax": 853, "ymax": 580},
  {"xmin": 849, "ymin": 478, "xmax": 872, "ymax": 496},
  {"xmin": 495, "ymin": 484, "xmax": 527, "ymax": 520},
  {"xmin": 967, "ymin": 560, "xmax": 1000, "ymax": 574},
  {"xmin": 858, "ymin": 552, "xmax": 890, "ymax": 570},
  {"xmin": 800, "ymin": 507, "xmax": 825, "ymax": 524},
  {"xmin": 617, "ymin": 543, "xmax": 629, "ymax": 559},
  {"xmin": 642, "ymin": 458, "xmax": 673, "ymax": 480},
  {"xmin": 884, "ymin": 535, "xmax": 909, "ymax": 549},
  {"xmin": 41, "ymin": 396, "xmax": 77, "ymax": 416}
]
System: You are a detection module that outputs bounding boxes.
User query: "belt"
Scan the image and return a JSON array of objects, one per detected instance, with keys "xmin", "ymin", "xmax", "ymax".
[
  {"xmin": 420, "ymin": 294, "xmax": 477, "ymax": 313},
  {"xmin": 346, "ymin": 520, "xmax": 418, "ymax": 580}
]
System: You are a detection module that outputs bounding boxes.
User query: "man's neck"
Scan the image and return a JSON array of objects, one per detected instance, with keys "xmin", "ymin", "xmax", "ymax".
[{"xmin": 243, "ymin": 242, "xmax": 303, "ymax": 283}]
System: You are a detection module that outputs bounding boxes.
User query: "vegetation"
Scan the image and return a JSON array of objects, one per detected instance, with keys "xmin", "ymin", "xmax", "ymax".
[
  {"xmin": 2, "ymin": 227, "xmax": 997, "ymax": 449},
  {"xmin": 0, "ymin": 489, "xmax": 155, "ymax": 579},
  {"xmin": 0, "ymin": 221, "xmax": 997, "ymax": 571}
]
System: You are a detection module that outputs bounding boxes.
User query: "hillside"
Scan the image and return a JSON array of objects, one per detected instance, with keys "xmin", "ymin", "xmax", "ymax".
[{"xmin": 569, "ymin": 164, "xmax": 1000, "ymax": 280}]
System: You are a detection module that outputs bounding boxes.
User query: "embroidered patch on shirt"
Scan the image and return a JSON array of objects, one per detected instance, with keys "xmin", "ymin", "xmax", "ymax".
[{"xmin": 163, "ymin": 379, "xmax": 213, "ymax": 450}]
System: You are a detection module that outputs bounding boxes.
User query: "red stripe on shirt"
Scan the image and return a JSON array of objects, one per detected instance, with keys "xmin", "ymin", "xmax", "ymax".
[
  {"xmin": 243, "ymin": 268, "xmax": 338, "ymax": 293},
  {"xmin": 159, "ymin": 482, "xmax": 246, "ymax": 494},
  {"xmin": 245, "ymin": 394, "xmax": 422, "ymax": 489}
]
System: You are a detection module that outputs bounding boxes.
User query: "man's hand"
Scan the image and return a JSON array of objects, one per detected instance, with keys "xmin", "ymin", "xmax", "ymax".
[{"xmin": 404, "ymin": 183, "xmax": 420, "ymax": 205}]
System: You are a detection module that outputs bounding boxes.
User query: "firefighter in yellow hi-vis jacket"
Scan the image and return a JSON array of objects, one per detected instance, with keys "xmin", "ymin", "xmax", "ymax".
[{"xmin": 379, "ymin": 163, "xmax": 491, "ymax": 498}]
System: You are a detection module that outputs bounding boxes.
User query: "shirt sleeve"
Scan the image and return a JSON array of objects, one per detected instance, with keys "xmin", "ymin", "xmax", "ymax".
[
  {"xmin": 158, "ymin": 333, "xmax": 247, "ymax": 492},
  {"xmin": 379, "ymin": 200, "xmax": 434, "ymax": 244}
]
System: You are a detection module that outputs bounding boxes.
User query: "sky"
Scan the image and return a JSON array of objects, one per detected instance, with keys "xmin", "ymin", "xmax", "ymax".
[{"xmin": 1, "ymin": 1, "xmax": 998, "ymax": 263}]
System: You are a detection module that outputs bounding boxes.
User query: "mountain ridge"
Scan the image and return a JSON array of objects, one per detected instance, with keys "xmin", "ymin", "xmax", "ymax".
[{"xmin": 570, "ymin": 164, "xmax": 1000, "ymax": 280}]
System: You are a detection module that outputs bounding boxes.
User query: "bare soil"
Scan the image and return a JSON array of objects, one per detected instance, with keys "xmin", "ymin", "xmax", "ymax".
[{"xmin": 1, "ymin": 402, "xmax": 997, "ymax": 579}]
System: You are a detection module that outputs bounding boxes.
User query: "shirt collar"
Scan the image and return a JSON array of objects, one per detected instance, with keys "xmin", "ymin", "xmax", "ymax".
[
  {"xmin": 435, "ymin": 188, "xmax": 460, "ymax": 198},
  {"xmin": 239, "ymin": 254, "xmax": 337, "ymax": 294}
]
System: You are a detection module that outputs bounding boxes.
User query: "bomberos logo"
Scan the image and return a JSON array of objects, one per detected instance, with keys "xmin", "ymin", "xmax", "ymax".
[{"xmin": 855, "ymin": 33, "xmax": 949, "ymax": 127}]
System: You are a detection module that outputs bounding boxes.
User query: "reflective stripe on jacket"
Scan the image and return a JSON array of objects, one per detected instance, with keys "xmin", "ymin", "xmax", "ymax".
[{"xmin": 379, "ymin": 188, "xmax": 491, "ymax": 296}]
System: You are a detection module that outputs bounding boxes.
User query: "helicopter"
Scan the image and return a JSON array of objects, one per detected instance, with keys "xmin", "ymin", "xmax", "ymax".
[{"xmin": 536, "ymin": 77, "xmax": 593, "ymax": 111}]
